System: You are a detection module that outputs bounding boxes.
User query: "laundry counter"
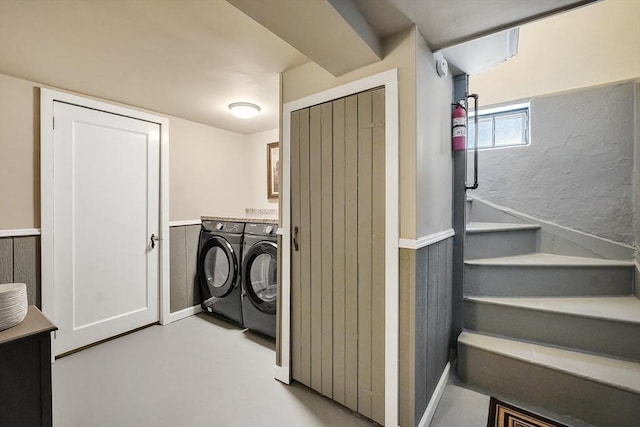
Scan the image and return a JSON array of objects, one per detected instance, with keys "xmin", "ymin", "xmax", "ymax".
[{"xmin": 201, "ymin": 216, "xmax": 278, "ymax": 224}]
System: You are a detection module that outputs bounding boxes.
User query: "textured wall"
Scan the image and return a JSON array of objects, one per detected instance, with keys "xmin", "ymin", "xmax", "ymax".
[
  {"xmin": 635, "ymin": 82, "xmax": 640, "ymax": 253},
  {"xmin": 473, "ymin": 82, "xmax": 635, "ymax": 245}
]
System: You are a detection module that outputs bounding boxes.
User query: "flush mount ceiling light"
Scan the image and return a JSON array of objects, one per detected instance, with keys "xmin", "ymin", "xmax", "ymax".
[{"xmin": 228, "ymin": 102, "xmax": 261, "ymax": 119}]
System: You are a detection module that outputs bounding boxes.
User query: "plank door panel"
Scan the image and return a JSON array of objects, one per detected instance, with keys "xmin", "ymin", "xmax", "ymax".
[
  {"xmin": 371, "ymin": 88, "xmax": 386, "ymax": 423},
  {"xmin": 299, "ymin": 108, "xmax": 312, "ymax": 386},
  {"xmin": 344, "ymin": 94, "xmax": 360, "ymax": 412},
  {"xmin": 320, "ymin": 102, "xmax": 334, "ymax": 397},
  {"xmin": 357, "ymin": 90, "xmax": 374, "ymax": 418},
  {"xmin": 291, "ymin": 87, "xmax": 385, "ymax": 424},
  {"xmin": 331, "ymin": 97, "xmax": 346, "ymax": 406},
  {"xmin": 291, "ymin": 110, "xmax": 302, "ymax": 382},
  {"xmin": 309, "ymin": 105, "xmax": 323, "ymax": 393}
]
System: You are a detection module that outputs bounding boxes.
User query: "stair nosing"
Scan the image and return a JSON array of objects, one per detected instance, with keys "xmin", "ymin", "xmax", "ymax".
[
  {"xmin": 459, "ymin": 331, "xmax": 640, "ymax": 394},
  {"xmin": 464, "ymin": 295, "xmax": 640, "ymax": 325},
  {"xmin": 465, "ymin": 253, "xmax": 633, "ymax": 268},
  {"xmin": 466, "ymin": 222, "xmax": 541, "ymax": 234}
]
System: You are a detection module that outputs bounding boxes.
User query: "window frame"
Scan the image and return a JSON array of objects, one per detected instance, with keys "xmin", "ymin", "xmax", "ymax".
[{"xmin": 468, "ymin": 102, "xmax": 530, "ymax": 150}]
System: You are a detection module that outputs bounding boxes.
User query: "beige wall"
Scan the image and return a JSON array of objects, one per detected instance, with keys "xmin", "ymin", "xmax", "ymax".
[
  {"xmin": 0, "ymin": 72, "xmax": 258, "ymax": 230},
  {"xmin": 0, "ymin": 73, "xmax": 40, "ymax": 229},
  {"xmin": 470, "ymin": 0, "xmax": 640, "ymax": 106},
  {"xmin": 247, "ymin": 128, "xmax": 279, "ymax": 212},
  {"xmin": 415, "ymin": 32, "xmax": 454, "ymax": 237},
  {"xmin": 169, "ymin": 118, "xmax": 249, "ymax": 221},
  {"xmin": 282, "ymin": 27, "xmax": 418, "ymax": 238}
]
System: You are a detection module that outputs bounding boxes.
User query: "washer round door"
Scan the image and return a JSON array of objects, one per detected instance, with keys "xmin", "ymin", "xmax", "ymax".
[
  {"xmin": 198, "ymin": 236, "xmax": 238, "ymax": 299},
  {"xmin": 242, "ymin": 241, "xmax": 277, "ymax": 314}
]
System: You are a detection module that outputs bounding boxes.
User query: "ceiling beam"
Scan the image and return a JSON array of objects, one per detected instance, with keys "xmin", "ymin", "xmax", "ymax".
[{"xmin": 227, "ymin": 0, "xmax": 382, "ymax": 76}]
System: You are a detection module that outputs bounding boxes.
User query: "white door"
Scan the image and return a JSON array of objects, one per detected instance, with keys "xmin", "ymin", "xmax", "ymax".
[{"xmin": 52, "ymin": 101, "xmax": 160, "ymax": 356}]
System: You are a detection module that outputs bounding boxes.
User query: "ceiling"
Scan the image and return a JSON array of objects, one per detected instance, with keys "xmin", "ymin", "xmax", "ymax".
[
  {"xmin": 0, "ymin": 0, "xmax": 307, "ymax": 134},
  {"xmin": 0, "ymin": 0, "xmax": 597, "ymax": 135}
]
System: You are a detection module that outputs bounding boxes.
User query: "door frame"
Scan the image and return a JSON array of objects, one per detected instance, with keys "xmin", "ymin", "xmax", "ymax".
[
  {"xmin": 40, "ymin": 88, "xmax": 171, "ymax": 345},
  {"xmin": 278, "ymin": 69, "xmax": 399, "ymax": 426}
]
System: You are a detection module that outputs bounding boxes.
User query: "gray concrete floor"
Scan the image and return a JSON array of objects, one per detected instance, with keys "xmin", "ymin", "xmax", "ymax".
[
  {"xmin": 430, "ymin": 381, "xmax": 490, "ymax": 427},
  {"xmin": 53, "ymin": 314, "xmax": 376, "ymax": 427},
  {"xmin": 53, "ymin": 313, "xmax": 582, "ymax": 427}
]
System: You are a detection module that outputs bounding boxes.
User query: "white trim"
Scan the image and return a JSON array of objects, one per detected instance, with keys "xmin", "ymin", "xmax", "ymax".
[
  {"xmin": 417, "ymin": 362, "xmax": 450, "ymax": 427},
  {"xmin": 468, "ymin": 101, "xmax": 529, "ymax": 117},
  {"xmin": 168, "ymin": 304, "xmax": 203, "ymax": 323},
  {"xmin": 0, "ymin": 228, "xmax": 41, "ymax": 238},
  {"xmin": 169, "ymin": 219, "xmax": 202, "ymax": 227},
  {"xmin": 39, "ymin": 88, "xmax": 171, "ymax": 348},
  {"xmin": 281, "ymin": 69, "xmax": 400, "ymax": 426},
  {"xmin": 273, "ymin": 364, "xmax": 291, "ymax": 384},
  {"xmin": 399, "ymin": 229, "xmax": 455, "ymax": 249}
]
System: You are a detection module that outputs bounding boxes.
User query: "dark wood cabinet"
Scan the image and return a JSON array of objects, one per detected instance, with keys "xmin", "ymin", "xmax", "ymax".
[{"xmin": 0, "ymin": 306, "xmax": 57, "ymax": 427}]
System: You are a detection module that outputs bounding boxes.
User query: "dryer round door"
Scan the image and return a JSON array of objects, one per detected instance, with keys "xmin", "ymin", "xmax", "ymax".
[
  {"xmin": 242, "ymin": 241, "xmax": 277, "ymax": 314},
  {"xmin": 199, "ymin": 236, "xmax": 238, "ymax": 299}
]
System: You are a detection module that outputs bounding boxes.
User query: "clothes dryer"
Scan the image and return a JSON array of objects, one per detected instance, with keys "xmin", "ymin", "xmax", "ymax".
[
  {"xmin": 241, "ymin": 222, "xmax": 278, "ymax": 338},
  {"xmin": 198, "ymin": 220, "xmax": 245, "ymax": 326}
]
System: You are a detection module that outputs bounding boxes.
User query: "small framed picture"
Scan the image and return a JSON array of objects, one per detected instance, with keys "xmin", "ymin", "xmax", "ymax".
[{"xmin": 267, "ymin": 142, "xmax": 279, "ymax": 200}]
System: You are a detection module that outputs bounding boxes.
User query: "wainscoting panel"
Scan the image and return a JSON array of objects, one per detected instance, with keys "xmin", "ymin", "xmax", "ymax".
[
  {"xmin": 414, "ymin": 237, "xmax": 453, "ymax": 425},
  {"xmin": 0, "ymin": 236, "xmax": 41, "ymax": 307},
  {"xmin": 169, "ymin": 225, "xmax": 201, "ymax": 313}
]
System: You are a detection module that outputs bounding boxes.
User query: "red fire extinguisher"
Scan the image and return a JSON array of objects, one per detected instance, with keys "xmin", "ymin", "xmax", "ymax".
[{"xmin": 452, "ymin": 101, "xmax": 466, "ymax": 151}]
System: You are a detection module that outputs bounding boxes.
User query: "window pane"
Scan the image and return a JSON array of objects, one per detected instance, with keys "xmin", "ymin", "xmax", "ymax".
[
  {"xmin": 468, "ymin": 117, "xmax": 492, "ymax": 148},
  {"xmin": 495, "ymin": 113, "xmax": 525, "ymax": 146}
]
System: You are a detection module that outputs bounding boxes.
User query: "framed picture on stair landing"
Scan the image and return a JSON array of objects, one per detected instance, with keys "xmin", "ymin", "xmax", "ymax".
[{"xmin": 267, "ymin": 142, "xmax": 279, "ymax": 200}]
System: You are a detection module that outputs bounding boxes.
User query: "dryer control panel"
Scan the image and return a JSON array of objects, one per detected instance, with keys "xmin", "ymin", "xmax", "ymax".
[{"xmin": 245, "ymin": 223, "xmax": 277, "ymax": 236}]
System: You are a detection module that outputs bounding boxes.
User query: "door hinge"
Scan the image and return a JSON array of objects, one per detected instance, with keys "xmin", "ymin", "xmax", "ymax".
[
  {"xmin": 360, "ymin": 120, "xmax": 385, "ymax": 129},
  {"xmin": 52, "ymin": 117, "xmax": 55, "ymax": 130}
]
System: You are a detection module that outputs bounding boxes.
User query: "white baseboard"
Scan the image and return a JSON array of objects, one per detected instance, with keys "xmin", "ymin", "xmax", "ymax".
[
  {"xmin": 418, "ymin": 362, "xmax": 450, "ymax": 427},
  {"xmin": 168, "ymin": 304, "xmax": 202, "ymax": 323},
  {"xmin": 274, "ymin": 364, "xmax": 291, "ymax": 384}
]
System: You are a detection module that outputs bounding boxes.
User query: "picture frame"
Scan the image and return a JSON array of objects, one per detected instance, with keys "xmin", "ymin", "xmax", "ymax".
[{"xmin": 267, "ymin": 142, "xmax": 279, "ymax": 200}]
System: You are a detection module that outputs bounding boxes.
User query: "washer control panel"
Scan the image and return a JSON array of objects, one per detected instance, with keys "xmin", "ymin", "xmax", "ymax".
[{"xmin": 202, "ymin": 221, "xmax": 245, "ymax": 233}]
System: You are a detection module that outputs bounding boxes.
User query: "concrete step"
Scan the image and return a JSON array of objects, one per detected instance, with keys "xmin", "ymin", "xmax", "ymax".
[
  {"xmin": 465, "ymin": 222, "xmax": 540, "ymax": 260},
  {"xmin": 466, "ymin": 198, "xmax": 530, "ymax": 224},
  {"xmin": 463, "ymin": 295, "xmax": 640, "ymax": 361},
  {"xmin": 457, "ymin": 331, "xmax": 640, "ymax": 427},
  {"xmin": 465, "ymin": 253, "xmax": 633, "ymax": 297}
]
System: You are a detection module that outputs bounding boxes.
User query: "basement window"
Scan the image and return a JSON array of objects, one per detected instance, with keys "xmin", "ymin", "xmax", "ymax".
[{"xmin": 468, "ymin": 103, "xmax": 529, "ymax": 149}]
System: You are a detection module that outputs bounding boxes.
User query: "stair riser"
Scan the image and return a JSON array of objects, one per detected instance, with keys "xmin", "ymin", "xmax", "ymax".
[
  {"xmin": 464, "ymin": 265, "xmax": 633, "ymax": 297},
  {"xmin": 467, "ymin": 200, "xmax": 529, "ymax": 224},
  {"xmin": 464, "ymin": 300, "xmax": 640, "ymax": 361},
  {"xmin": 458, "ymin": 344, "xmax": 640, "ymax": 427},
  {"xmin": 466, "ymin": 230, "xmax": 537, "ymax": 260}
]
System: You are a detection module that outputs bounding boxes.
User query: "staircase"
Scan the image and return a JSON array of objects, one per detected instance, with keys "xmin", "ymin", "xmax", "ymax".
[{"xmin": 457, "ymin": 198, "xmax": 640, "ymax": 427}]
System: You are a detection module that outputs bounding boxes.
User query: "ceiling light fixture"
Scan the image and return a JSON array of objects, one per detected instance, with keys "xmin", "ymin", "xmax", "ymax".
[{"xmin": 228, "ymin": 102, "xmax": 261, "ymax": 119}]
